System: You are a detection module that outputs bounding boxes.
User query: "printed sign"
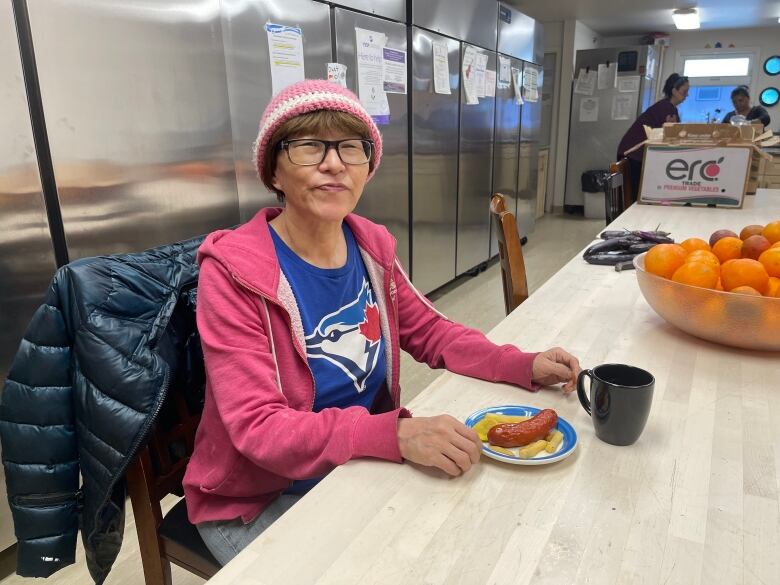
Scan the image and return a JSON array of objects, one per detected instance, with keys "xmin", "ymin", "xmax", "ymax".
[{"xmin": 639, "ymin": 146, "xmax": 751, "ymax": 208}]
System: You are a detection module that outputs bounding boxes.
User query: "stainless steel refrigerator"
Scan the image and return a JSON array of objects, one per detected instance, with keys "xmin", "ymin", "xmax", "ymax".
[
  {"xmin": 564, "ymin": 46, "xmax": 661, "ymax": 207},
  {"xmin": 517, "ymin": 61, "xmax": 543, "ymax": 236},
  {"xmin": 410, "ymin": 28, "xmax": 460, "ymax": 294},
  {"xmin": 221, "ymin": 0, "xmax": 410, "ymax": 270},
  {"xmin": 410, "ymin": 0, "xmax": 498, "ymax": 292}
]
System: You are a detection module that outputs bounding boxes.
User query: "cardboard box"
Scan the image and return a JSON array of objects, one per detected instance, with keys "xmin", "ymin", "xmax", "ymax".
[{"xmin": 625, "ymin": 123, "xmax": 778, "ymax": 208}]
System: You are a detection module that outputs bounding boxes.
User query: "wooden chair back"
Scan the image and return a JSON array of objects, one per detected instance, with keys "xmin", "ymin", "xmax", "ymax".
[
  {"xmin": 126, "ymin": 294, "xmax": 220, "ymax": 584},
  {"xmin": 490, "ymin": 194, "xmax": 529, "ymax": 315},
  {"xmin": 603, "ymin": 171, "xmax": 626, "ymax": 226},
  {"xmin": 610, "ymin": 158, "xmax": 634, "ymax": 206}
]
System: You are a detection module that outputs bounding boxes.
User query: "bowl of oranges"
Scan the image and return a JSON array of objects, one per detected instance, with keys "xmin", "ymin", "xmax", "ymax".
[{"xmin": 634, "ymin": 221, "xmax": 780, "ymax": 351}]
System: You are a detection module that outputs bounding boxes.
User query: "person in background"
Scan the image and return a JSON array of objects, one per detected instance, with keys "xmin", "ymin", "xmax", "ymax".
[
  {"xmin": 617, "ymin": 73, "xmax": 690, "ymax": 199},
  {"xmin": 183, "ymin": 79, "xmax": 582, "ymax": 566},
  {"xmin": 721, "ymin": 85, "xmax": 771, "ymax": 127}
]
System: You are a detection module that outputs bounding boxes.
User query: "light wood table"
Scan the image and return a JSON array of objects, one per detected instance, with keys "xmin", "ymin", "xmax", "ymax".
[{"xmin": 209, "ymin": 190, "xmax": 780, "ymax": 585}]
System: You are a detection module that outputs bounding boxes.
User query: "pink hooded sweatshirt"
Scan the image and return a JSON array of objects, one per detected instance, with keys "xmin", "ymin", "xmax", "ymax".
[{"xmin": 183, "ymin": 208, "xmax": 539, "ymax": 524}]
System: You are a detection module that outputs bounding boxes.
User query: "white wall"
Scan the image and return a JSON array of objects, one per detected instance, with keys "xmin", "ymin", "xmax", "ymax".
[{"xmin": 660, "ymin": 27, "xmax": 780, "ymax": 132}]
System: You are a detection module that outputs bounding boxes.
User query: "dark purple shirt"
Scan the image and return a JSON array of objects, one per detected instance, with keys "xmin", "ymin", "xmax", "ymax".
[{"xmin": 617, "ymin": 98, "xmax": 680, "ymax": 162}]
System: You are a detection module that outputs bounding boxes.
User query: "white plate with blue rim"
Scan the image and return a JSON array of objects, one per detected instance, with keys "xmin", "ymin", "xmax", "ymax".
[{"xmin": 464, "ymin": 405, "xmax": 578, "ymax": 466}]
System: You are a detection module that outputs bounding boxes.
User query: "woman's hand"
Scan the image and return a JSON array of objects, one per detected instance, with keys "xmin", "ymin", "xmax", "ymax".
[
  {"xmin": 532, "ymin": 347, "xmax": 582, "ymax": 392},
  {"xmin": 397, "ymin": 415, "xmax": 482, "ymax": 476}
]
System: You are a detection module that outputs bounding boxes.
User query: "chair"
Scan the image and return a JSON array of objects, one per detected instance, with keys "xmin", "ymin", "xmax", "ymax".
[
  {"xmin": 610, "ymin": 158, "xmax": 634, "ymax": 205},
  {"xmin": 126, "ymin": 293, "xmax": 220, "ymax": 584},
  {"xmin": 603, "ymin": 171, "xmax": 626, "ymax": 226},
  {"xmin": 490, "ymin": 194, "xmax": 529, "ymax": 315}
]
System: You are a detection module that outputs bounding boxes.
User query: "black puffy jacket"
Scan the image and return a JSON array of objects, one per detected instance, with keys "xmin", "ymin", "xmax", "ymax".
[{"xmin": 0, "ymin": 234, "xmax": 205, "ymax": 583}]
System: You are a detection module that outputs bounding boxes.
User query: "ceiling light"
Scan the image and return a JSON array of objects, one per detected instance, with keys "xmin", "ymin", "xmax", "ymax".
[{"xmin": 672, "ymin": 8, "xmax": 700, "ymax": 30}]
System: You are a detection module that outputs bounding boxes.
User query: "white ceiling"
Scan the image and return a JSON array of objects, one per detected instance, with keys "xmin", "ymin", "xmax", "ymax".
[{"xmin": 508, "ymin": 0, "xmax": 780, "ymax": 36}]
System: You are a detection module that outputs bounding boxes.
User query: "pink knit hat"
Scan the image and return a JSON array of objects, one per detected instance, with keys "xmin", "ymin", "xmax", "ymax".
[{"xmin": 253, "ymin": 79, "xmax": 383, "ymax": 184}]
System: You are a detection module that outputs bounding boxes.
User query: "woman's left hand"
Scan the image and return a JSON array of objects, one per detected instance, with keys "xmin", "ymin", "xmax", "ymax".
[{"xmin": 531, "ymin": 347, "xmax": 582, "ymax": 392}]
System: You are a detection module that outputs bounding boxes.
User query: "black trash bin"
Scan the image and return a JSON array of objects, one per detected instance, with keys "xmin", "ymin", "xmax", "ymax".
[{"xmin": 581, "ymin": 170, "xmax": 610, "ymax": 219}]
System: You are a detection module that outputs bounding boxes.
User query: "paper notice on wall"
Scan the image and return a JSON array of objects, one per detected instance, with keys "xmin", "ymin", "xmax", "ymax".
[
  {"xmin": 485, "ymin": 70, "xmax": 496, "ymax": 97},
  {"xmin": 432, "ymin": 41, "xmax": 451, "ymax": 94},
  {"xmin": 511, "ymin": 67, "xmax": 523, "ymax": 105},
  {"xmin": 617, "ymin": 75, "xmax": 641, "ymax": 93},
  {"xmin": 574, "ymin": 68, "xmax": 596, "ymax": 96},
  {"xmin": 327, "ymin": 63, "xmax": 347, "ymax": 87},
  {"xmin": 498, "ymin": 55, "xmax": 511, "ymax": 88},
  {"xmin": 355, "ymin": 27, "xmax": 390, "ymax": 124},
  {"xmin": 265, "ymin": 23, "xmax": 305, "ymax": 95},
  {"xmin": 474, "ymin": 53, "xmax": 488, "ymax": 98},
  {"xmin": 579, "ymin": 97, "xmax": 599, "ymax": 122},
  {"xmin": 462, "ymin": 45, "xmax": 479, "ymax": 105},
  {"xmin": 611, "ymin": 94, "xmax": 636, "ymax": 120},
  {"xmin": 523, "ymin": 66, "xmax": 539, "ymax": 102},
  {"xmin": 597, "ymin": 62, "xmax": 617, "ymax": 90},
  {"xmin": 382, "ymin": 47, "xmax": 406, "ymax": 94}
]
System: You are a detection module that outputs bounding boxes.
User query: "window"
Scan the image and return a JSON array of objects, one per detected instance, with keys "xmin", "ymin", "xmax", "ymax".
[
  {"xmin": 678, "ymin": 85, "xmax": 736, "ymax": 123},
  {"xmin": 674, "ymin": 49, "xmax": 756, "ymax": 86},
  {"xmin": 683, "ymin": 57, "xmax": 750, "ymax": 78}
]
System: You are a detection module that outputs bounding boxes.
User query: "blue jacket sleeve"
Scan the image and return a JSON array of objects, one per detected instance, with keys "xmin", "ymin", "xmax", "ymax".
[{"xmin": 0, "ymin": 278, "xmax": 80, "ymax": 578}]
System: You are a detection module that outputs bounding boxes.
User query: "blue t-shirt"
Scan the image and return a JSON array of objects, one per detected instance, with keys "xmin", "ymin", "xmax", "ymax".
[{"xmin": 270, "ymin": 223, "xmax": 387, "ymax": 494}]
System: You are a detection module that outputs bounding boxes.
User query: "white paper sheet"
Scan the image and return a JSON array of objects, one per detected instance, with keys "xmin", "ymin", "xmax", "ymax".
[
  {"xmin": 432, "ymin": 41, "xmax": 451, "ymax": 95},
  {"xmin": 382, "ymin": 47, "xmax": 406, "ymax": 94},
  {"xmin": 617, "ymin": 76, "xmax": 641, "ymax": 93},
  {"xmin": 597, "ymin": 62, "xmax": 617, "ymax": 90},
  {"xmin": 523, "ymin": 66, "xmax": 539, "ymax": 102},
  {"xmin": 611, "ymin": 94, "xmax": 636, "ymax": 120},
  {"xmin": 498, "ymin": 55, "xmax": 511, "ymax": 87},
  {"xmin": 462, "ymin": 45, "xmax": 479, "ymax": 105},
  {"xmin": 485, "ymin": 70, "xmax": 496, "ymax": 97},
  {"xmin": 579, "ymin": 97, "xmax": 599, "ymax": 122},
  {"xmin": 355, "ymin": 27, "xmax": 390, "ymax": 124},
  {"xmin": 511, "ymin": 67, "xmax": 523, "ymax": 105},
  {"xmin": 474, "ymin": 53, "xmax": 488, "ymax": 98},
  {"xmin": 265, "ymin": 23, "xmax": 305, "ymax": 95},
  {"xmin": 574, "ymin": 68, "xmax": 596, "ymax": 96},
  {"xmin": 327, "ymin": 63, "xmax": 347, "ymax": 88}
]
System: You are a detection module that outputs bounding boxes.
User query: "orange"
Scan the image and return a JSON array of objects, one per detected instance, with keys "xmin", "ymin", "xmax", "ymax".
[
  {"xmin": 684, "ymin": 250, "xmax": 720, "ymax": 269},
  {"xmin": 730, "ymin": 286, "xmax": 762, "ymax": 296},
  {"xmin": 758, "ymin": 248, "xmax": 780, "ymax": 278},
  {"xmin": 671, "ymin": 261, "xmax": 719, "ymax": 289},
  {"xmin": 715, "ymin": 278, "xmax": 724, "ymax": 291},
  {"xmin": 712, "ymin": 237, "xmax": 743, "ymax": 263},
  {"xmin": 644, "ymin": 244, "xmax": 688, "ymax": 279},
  {"xmin": 772, "ymin": 241, "xmax": 780, "ymax": 250},
  {"xmin": 720, "ymin": 258, "xmax": 770, "ymax": 294},
  {"xmin": 680, "ymin": 237, "xmax": 710, "ymax": 254},
  {"xmin": 767, "ymin": 277, "xmax": 780, "ymax": 298},
  {"xmin": 762, "ymin": 220, "xmax": 780, "ymax": 244},
  {"xmin": 739, "ymin": 224, "xmax": 765, "ymax": 240}
]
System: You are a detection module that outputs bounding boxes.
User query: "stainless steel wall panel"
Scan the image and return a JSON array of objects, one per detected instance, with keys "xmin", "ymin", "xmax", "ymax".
[
  {"xmin": 411, "ymin": 28, "xmax": 459, "ymax": 294},
  {"xmin": 490, "ymin": 54, "xmax": 523, "ymax": 257},
  {"xmin": 517, "ymin": 61, "xmax": 542, "ymax": 237},
  {"xmin": 457, "ymin": 45, "xmax": 495, "ymax": 275},
  {"xmin": 533, "ymin": 21, "xmax": 544, "ymax": 66},
  {"xmin": 26, "ymin": 0, "xmax": 239, "ymax": 260},
  {"xmin": 324, "ymin": 0, "xmax": 406, "ymax": 22},
  {"xmin": 412, "ymin": 0, "xmax": 497, "ymax": 51},
  {"xmin": 0, "ymin": 0, "xmax": 57, "ymax": 551},
  {"xmin": 334, "ymin": 9, "xmax": 409, "ymax": 270},
  {"xmin": 222, "ymin": 0, "xmax": 332, "ymax": 220}
]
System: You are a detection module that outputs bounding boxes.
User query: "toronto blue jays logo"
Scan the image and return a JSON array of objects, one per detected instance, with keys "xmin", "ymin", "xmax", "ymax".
[{"xmin": 305, "ymin": 279, "xmax": 382, "ymax": 393}]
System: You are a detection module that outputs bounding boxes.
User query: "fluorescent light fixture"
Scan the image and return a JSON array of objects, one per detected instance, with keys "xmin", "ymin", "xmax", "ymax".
[{"xmin": 672, "ymin": 8, "xmax": 700, "ymax": 30}]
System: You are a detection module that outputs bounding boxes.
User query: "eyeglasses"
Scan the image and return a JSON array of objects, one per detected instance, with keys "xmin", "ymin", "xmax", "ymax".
[{"xmin": 279, "ymin": 138, "xmax": 374, "ymax": 166}]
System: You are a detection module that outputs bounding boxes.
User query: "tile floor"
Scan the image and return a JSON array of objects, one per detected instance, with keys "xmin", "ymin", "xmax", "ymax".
[{"xmin": 0, "ymin": 212, "xmax": 603, "ymax": 585}]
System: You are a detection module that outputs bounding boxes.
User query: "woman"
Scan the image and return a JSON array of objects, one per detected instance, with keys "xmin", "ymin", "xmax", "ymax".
[
  {"xmin": 721, "ymin": 85, "xmax": 770, "ymax": 127},
  {"xmin": 183, "ymin": 79, "xmax": 581, "ymax": 565},
  {"xmin": 617, "ymin": 73, "xmax": 690, "ymax": 198}
]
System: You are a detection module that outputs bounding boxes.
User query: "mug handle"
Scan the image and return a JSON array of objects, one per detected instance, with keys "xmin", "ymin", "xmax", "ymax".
[{"xmin": 577, "ymin": 369, "xmax": 593, "ymax": 416}]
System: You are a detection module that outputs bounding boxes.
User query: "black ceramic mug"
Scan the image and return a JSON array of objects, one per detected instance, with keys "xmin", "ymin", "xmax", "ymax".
[{"xmin": 577, "ymin": 364, "xmax": 655, "ymax": 446}]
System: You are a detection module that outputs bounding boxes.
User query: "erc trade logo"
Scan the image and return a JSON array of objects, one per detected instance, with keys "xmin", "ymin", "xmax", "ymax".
[{"xmin": 665, "ymin": 157, "xmax": 724, "ymax": 182}]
